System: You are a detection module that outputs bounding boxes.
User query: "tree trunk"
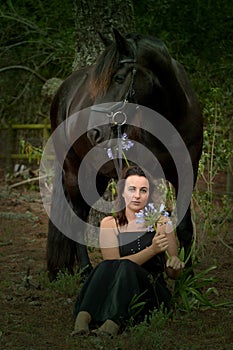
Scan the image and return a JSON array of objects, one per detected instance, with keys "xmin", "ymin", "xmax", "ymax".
[
  {"xmin": 73, "ymin": 0, "xmax": 135, "ymax": 70},
  {"xmin": 226, "ymin": 130, "xmax": 233, "ymax": 195}
]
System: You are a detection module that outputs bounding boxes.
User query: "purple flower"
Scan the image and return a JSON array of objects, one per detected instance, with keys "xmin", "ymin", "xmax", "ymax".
[
  {"xmin": 147, "ymin": 225, "xmax": 154, "ymax": 232},
  {"xmin": 106, "ymin": 148, "xmax": 113, "ymax": 159},
  {"xmin": 122, "ymin": 140, "xmax": 134, "ymax": 151},
  {"xmin": 121, "ymin": 133, "xmax": 134, "ymax": 151},
  {"xmin": 148, "ymin": 203, "xmax": 155, "ymax": 211},
  {"xmin": 134, "ymin": 202, "xmax": 171, "ymax": 233},
  {"xmin": 105, "ymin": 133, "xmax": 134, "ymax": 159},
  {"xmin": 159, "ymin": 204, "xmax": 166, "ymax": 213},
  {"xmin": 135, "ymin": 210, "xmax": 145, "ymax": 224}
]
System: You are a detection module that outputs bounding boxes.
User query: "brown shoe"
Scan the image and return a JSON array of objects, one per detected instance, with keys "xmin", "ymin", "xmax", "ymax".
[
  {"xmin": 93, "ymin": 319, "xmax": 119, "ymax": 337},
  {"xmin": 71, "ymin": 311, "xmax": 91, "ymax": 336}
]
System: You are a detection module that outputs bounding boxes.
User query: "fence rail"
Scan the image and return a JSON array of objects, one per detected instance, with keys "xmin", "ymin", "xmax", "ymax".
[
  {"xmin": 0, "ymin": 122, "xmax": 51, "ymax": 171},
  {"xmin": 0, "ymin": 122, "xmax": 232, "ymax": 194}
]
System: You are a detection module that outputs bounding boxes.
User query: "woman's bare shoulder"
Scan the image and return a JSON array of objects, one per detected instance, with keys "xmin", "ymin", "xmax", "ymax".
[{"xmin": 100, "ymin": 216, "xmax": 117, "ymax": 228}]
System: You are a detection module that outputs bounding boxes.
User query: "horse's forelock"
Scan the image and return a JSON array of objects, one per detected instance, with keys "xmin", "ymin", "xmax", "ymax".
[{"xmin": 90, "ymin": 45, "xmax": 120, "ymax": 98}]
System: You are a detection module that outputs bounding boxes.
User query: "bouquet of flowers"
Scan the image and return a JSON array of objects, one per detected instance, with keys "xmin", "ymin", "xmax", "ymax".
[{"xmin": 135, "ymin": 202, "xmax": 172, "ymax": 233}]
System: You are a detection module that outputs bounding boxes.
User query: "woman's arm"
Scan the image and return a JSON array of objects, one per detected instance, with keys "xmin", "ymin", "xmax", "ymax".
[
  {"xmin": 99, "ymin": 216, "xmax": 121, "ymax": 259},
  {"xmin": 157, "ymin": 217, "xmax": 184, "ymax": 279}
]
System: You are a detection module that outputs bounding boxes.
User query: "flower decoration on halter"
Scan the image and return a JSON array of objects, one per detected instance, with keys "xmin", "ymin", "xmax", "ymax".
[
  {"xmin": 106, "ymin": 133, "xmax": 134, "ymax": 165},
  {"xmin": 121, "ymin": 133, "xmax": 134, "ymax": 150},
  {"xmin": 135, "ymin": 203, "xmax": 172, "ymax": 233}
]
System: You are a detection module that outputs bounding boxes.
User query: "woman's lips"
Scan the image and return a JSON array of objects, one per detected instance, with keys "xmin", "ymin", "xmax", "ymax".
[{"xmin": 131, "ymin": 201, "xmax": 141, "ymax": 205}]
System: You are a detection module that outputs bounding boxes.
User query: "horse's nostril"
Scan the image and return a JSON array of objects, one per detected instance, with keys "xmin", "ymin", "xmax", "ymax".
[{"xmin": 87, "ymin": 129, "xmax": 103, "ymax": 145}]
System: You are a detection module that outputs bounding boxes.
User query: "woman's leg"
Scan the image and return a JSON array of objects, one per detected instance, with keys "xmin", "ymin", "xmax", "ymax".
[{"xmin": 73, "ymin": 260, "xmax": 158, "ymax": 328}]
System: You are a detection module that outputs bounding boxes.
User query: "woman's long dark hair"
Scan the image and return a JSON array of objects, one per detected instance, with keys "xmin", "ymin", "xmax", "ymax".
[{"xmin": 114, "ymin": 165, "xmax": 155, "ymax": 227}]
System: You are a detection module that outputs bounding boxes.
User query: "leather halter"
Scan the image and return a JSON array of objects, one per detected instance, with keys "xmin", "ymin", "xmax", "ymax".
[
  {"xmin": 90, "ymin": 40, "xmax": 138, "ymax": 177},
  {"xmin": 91, "ymin": 39, "xmax": 138, "ymax": 126}
]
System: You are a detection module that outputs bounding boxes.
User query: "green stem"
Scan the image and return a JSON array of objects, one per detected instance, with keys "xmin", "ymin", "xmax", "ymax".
[
  {"xmin": 122, "ymin": 151, "xmax": 130, "ymax": 167},
  {"xmin": 153, "ymin": 223, "xmax": 171, "ymax": 260}
]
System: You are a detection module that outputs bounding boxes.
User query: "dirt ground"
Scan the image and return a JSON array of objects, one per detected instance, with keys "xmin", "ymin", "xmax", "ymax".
[{"xmin": 0, "ymin": 170, "xmax": 233, "ymax": 350}]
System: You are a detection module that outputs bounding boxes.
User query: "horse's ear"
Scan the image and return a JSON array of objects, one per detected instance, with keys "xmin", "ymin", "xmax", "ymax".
[
  {"xmin": 98, "ymin": 31, "xmax": 112, "ymax": 47},
  {"xmin": 112, "ymin": 28, "xmax": 132, "ymax": 57}
]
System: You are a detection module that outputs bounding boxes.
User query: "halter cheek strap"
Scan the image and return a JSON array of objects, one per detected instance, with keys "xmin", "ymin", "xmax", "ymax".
[
  {"xmin": 121, "ymin": 66, "xmax": 137, "ymax": 102},
  {"xmin": 91, "ymin": 39, "xmax": 138, "ymax": 126},
  {"xmin": 91, "ymin": 39, "xmax": 138, "ymax": 177},
  {"xmin": 119, "ymin": 38, "xmax": 138, "ymax": 103}
]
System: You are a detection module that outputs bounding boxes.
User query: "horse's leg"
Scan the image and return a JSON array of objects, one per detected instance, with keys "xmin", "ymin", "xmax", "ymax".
[
  {"xmin": 176, "ymin": 152, "xmax": 200, "ymax": 270},
  {"xmin": 167, "ymin": 163, "xmax": 195, "ymax": 271},
  {"xmin": 174, "ymin": 167, "xmax": 197, "ymax": 271},
  {"xmin": 47, "ymin": 161, "xmax": 77, "ymax": 281},
  {"xmin": 71, "ymin": 198, "xmax": 93, "ymax": 277},
  {"xmin": 73, "ymin": 171, "xmax": 110, "ymax": 277},
  {"xmin": 47, "ymin": 219, "xmax": 76, "ymax": 281},
  {"xmin": 176, "ymin": 205, "xmax": 194, "ymax": 268},
  {"xmin": 62, "ymin": 154, "xmax": 93, "ymax": 278}
]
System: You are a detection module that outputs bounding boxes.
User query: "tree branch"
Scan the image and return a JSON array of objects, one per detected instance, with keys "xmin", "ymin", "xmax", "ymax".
[{"xmin": 0, "ymin": 65, "xmax": 46, "ymax": 82}]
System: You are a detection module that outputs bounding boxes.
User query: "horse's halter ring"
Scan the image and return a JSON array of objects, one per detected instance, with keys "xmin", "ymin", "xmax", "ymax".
[
  {"xmin": 106, "ymin": 100, "xmax": 128, "ymax": 126},
  {"xmin": 105, "ymin": 62, "xmax": 137, "ymax": 128}
]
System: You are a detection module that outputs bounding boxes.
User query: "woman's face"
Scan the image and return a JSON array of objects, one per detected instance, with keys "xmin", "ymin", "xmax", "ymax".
[{"xmin": 122, "ymin": 175, "xmax": 150, "ymax": 212}]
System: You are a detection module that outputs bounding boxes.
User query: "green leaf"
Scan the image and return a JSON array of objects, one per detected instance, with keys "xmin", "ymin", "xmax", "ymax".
[{"xmin": 179, "ymin": 247, "xmax": 185, "ymax": 262}]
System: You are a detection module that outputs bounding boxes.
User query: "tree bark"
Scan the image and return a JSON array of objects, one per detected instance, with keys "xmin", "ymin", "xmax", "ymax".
[
  {"xmin": 226, "ymin": 130, "xmax": 233, "ymax": 195},
  {"xmin": 73, "ymin": 0, "xmax": 135, "ymax": 70}
]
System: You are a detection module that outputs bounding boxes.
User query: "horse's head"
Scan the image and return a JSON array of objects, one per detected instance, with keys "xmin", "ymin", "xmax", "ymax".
[
  {"xmin": 87, "ymin": 29, "xmax": 187, "ymax": 148},
  {"xmin": 86, "ymin": 30, "xmax": 156, "ymax": 148}
]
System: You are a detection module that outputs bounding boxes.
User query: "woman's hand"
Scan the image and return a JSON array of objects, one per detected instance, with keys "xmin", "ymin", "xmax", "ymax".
[
  {"xmin": 151, "ymin": 233, "xmax": 169, "ymax": 255},
  {"xmin": 166, "ymin": 255, "xmax": 185, "ymax": 270}
]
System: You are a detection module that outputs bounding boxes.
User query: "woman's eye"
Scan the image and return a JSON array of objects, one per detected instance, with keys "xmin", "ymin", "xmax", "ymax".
[
  {"xmin": 128, "ymin": 187, "xmax": 135, "ymax": 192},
  {"xmin": 140, "ymin": 189, "xmax": 147, "ymax": 193},
  {"xmin": 114, "ymin": 75, "xmax": 125, "ymax": 84}
]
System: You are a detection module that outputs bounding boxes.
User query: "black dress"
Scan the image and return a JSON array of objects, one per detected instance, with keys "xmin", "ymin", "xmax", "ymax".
[{"xmin": 73, "ymin": 230, "xmax": 171, "ymax": 326}]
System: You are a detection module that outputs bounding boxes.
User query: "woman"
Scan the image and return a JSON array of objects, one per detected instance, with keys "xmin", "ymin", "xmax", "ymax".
[{"xmin": 72, "ymin": 165, "xmax": 184, "ymax": 336}]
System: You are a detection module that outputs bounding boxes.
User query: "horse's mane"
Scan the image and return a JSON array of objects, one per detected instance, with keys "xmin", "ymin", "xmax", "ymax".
[
  {"xmin": 90, "ymin": 33, "xmax": 173, "ymax": 98},
  {"xmin": 90, "ymin": 43, "xmax": 120, "ymax": 97}
]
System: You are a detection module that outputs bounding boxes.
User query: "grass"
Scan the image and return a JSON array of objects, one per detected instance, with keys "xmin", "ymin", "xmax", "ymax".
[{"xmin": 38, "ymin": 270, "xmax": 84, "ymax": 298}]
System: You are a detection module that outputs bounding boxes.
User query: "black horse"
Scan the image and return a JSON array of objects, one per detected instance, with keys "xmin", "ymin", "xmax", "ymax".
[{"xmin": 46, "ymin": 29, "xmax": 203, "ymax": 281}]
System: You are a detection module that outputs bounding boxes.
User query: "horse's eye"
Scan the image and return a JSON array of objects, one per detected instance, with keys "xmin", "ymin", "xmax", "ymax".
[{"xmin": 114, "ymin": 75, "xmax": 125, "ymax": 84}]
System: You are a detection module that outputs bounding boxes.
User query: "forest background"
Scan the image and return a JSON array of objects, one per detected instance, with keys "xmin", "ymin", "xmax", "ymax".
[{"xmin": 0, "ymin": 0, "xmax": 232, "ymax": 126}]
